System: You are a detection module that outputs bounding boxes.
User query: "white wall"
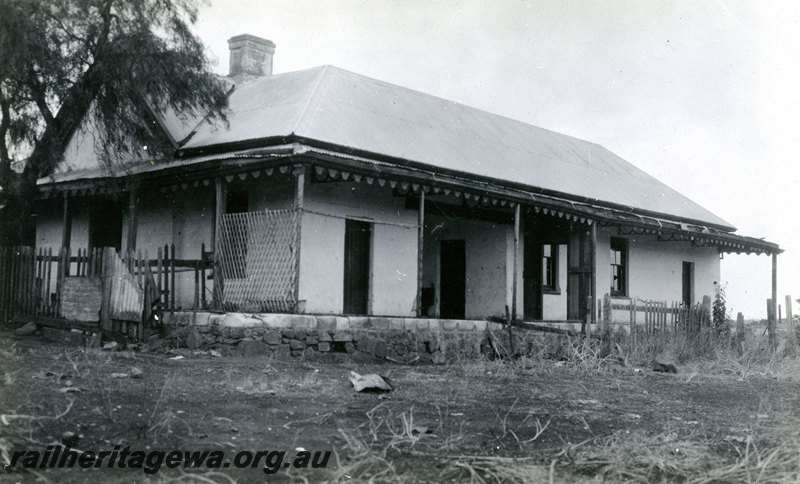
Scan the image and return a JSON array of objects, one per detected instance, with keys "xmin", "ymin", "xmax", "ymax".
[
  {"xmin": 299, "ymin": 179, "xmax": 418, "ymax": 316},
  {"xmin": 299, "ymin": 212, "xmax": 345, "ymax": 314},
  {"xmin": 425, "ymin": 214, "xmax": 511, "ymax": 320},
  {"xmin": 596, "ymin": 228, "xmax": 720, "ymax": 309}
]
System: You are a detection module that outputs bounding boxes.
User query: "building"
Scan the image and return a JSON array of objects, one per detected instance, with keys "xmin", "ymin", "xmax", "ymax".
[{"xmin": 32, "ymin": 34, "xmax": 780, "ymax": 328}]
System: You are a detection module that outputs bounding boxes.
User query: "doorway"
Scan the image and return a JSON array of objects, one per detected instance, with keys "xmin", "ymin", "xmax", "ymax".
[
  {"xmin": 682, "ymin": 261, "xmax": 694, "ymax": 306},
  {"xmin": 89, "ymin": 198, "xmax": 123, "ymax": 251},
  {"xmin": 439, "ymin": 239, "xmax": 466, "ymax": 319},
  {"xmin": 343, "ymin": 220, "xmax": 371, "ymax": 314},
  {"xmin": 523, "ymin": 242, "xmax": 543, "ymax": 320}
]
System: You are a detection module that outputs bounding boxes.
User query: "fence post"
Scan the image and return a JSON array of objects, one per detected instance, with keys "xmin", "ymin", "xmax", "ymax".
[
  {"xmin": 766, "ymin": 298, "xmax": 775, "ymax": 348},
  {"xmin": 602, "ymin": 293, "xmax": 611, "ymax": 354},
  {"xmin": 629, "ymin": 298, "xmax": 636, "ymax": 353},
  {"xmin": 170, "ymin": 244, "xmax": 176, "ymax": 311},
  {"xmin": 200, "ymin": 243, "xmax": 207, "ymax": 309},
  {"xmin": 584, "ymin": 295, "xmax": 592, "ymax": 348},
  {"xmin": 101, "ymin": 248, "xmax": 114, "ymax": 335},
  {"xmin": 785, "ymin": 295, "xmax": 794, "ymax": 335},
  {"xmin": 293, "ymin": 165, "xmax": 305, "ymax": 313},
  {"xmin": 213, "ymin": 177, "xmax": 227, "ymax": 310},
  {"xmin": 771, "ymin": 253, "xmax": 778, "ymax": 350},
  {"xmin": 736, "ymin": 312, "xmax": 745, "ymax": 348}
]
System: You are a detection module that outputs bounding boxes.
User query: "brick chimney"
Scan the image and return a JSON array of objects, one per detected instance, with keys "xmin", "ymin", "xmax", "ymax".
[{"xmin": 227, "ymin": 34, "xmax": 276, "ymax": 83}]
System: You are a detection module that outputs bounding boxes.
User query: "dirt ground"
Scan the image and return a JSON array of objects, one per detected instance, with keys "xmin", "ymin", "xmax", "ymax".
[{"xmin": 1, "ymin": 329, "xmax": 799, "ymax": 483}]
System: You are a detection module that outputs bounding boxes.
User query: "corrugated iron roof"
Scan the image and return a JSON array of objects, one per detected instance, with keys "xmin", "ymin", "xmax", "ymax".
[{"xmin": 183, "ymin": 65, "xmax": 734, "ymax": 230}]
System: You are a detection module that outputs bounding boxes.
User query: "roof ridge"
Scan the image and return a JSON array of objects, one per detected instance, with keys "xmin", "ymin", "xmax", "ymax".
[{"xmin": 291, "ymin": 65, "xmax": 331, "ymax": 135}]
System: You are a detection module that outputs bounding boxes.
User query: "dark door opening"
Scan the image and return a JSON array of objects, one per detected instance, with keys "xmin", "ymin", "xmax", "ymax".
[
  {"xmin": 225, "ymin": 189, "xmax": 250, "ymax": 279},
  {"xmin": 439, "ymin": 239, "xmax": 466, "ymax": 319},
  {"xmin": 523, "ymin": 242, "xmax": 543, "ymax": 320},
  {"xmin": 343, "ymin": 220, "xmax": 371, "ymax": 314},
  {"xmin": 682, "ymin": 261, "xmax": 694, "ymax": 306},
  {"xmin": 89, "ymin": 198, "xmax": 123, "ymax": 251}
]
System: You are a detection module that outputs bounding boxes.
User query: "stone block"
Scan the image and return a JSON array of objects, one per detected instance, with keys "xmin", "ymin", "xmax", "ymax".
[
  {"xmin": 357, "ymin": 335, "xmax": 376, "ymax": 355},
  {"xmin": 426, "ymin": 340, "xmax": 439, "ymax": 353},
  {"xmin": 387, "ymin": 329, "xmax": 402, "ymax": 342},
  {"xmin": 264, "ymin": 331, "xmax": 282, "ymax": 345},
  {"xmin": 457, "ymin": 320, "xmax": 475, "ymax": 331},
  {"xmin": 207, "ymin": 313, "xmax": 224, "ymax": 325},
  {"xmin": 290, "ymin": 315, "xmax": 316, "ymax": 330},
  {"xmin": 333, "ymin": 331, "xmax": 353, "ymax": 342},
  {"xmin": 272, "ymin": 346, "xmax": 291, "ymax": 360},
  {"xmin": 222, "ymin": 313, "xmax": 258, "ymax": 328},
  {"xmin": 371, "ymin": 318, "xmax": 390, "ymax": 330},
  {"xmin": 254, "ymin": 313, "xmax": 292, "ymax": 329},
  {"xmin": 416, "ymin": 319, "xmax": 430, "ymax": 331},
  {"xmin": 289, "ymin": 339, "xmax": 306, "ymax": 350},
  {"xmin": 432, "ymin": 352, "xmax": 446, "ymax": 365},
  {"xmin": 474, "ymin": 320, "xmax": 487, "ymax": 331},
  {"xmin": 442, "ymin": 320, "xmax": 458, "ymax": 331},
  {"xmin": 375, "ymin": 341, "xmax": 388, "ymax": 358},
  {"xmin": 390, "ymin": 319, "xmax": 405, "ymax": 330},
  {"xmin": 302, "ymin": 348, "xmax": 320, "ymax": 362},
  {"xmin": 317, "ymin": 330, "xmax": 332, "ymax": 342},
  {"xmin": 349, "ymin": 317, "xmax": 373, "ymax": 330},
  {"xmin": 229, "ymin": 327, "xmax": 245, "ymax": 339},
  {"xmin": 395, "ymin": 343, "xmax": 407, "ymax": 355},
  {"xmin": 404, "ymin": 319, "xmax": 418, "ymax": 331},
  {"xmin": 344, "ymin": 342, "xmax": 356, "ymax": 354},
  {"xmin": 335, "ymin": 317, "xmax": 352, "ymax": 331},
  {"xmin": 316, "ymin": 316, "xmax": 337, "ymax": 332},
  {"xmin": 237, "ymin": 339, "xmax": 270, "ymax": 357},
  {"xmin": 318, "ymin": 342, "xmax": 331, "ymax": 352}
]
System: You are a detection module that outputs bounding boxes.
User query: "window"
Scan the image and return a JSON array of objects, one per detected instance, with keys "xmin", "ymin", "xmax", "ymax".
[
  {"xmin": 542, "ymin": 244, "xmax": 559, "ymax": 293},
  {"xmin": 610, "ymin": 237, "xmax": 627, "ymax": 296}
]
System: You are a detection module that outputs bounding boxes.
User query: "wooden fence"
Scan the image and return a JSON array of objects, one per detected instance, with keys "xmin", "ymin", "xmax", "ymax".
[
  {"xmin": 602, "ymin": 294, "xmax": 712, "ymax": 352},
  {"xmin": 0, "ymin": 245, "xmax": 212, "ymax": 339}
]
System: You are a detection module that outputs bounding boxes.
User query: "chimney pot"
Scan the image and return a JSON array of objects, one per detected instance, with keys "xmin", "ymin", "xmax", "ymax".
[{"xmin": 227, "ymin": 34, "xmax": 276, "ymax": 82}]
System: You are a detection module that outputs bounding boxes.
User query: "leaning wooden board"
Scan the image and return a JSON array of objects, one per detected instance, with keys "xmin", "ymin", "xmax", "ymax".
[{"xmin": 60, "ymin": 277, "xmax": 102, "ymax": 322}]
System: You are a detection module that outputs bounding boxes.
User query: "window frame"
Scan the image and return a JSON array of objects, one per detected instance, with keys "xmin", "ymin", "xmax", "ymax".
[
  {"xmin": 541, "ymin": 244, "xmax": 560, "ymax": 295},
  {"xmin": 609, "ymin": 237, "xmax": 628, "ymax": 297}
]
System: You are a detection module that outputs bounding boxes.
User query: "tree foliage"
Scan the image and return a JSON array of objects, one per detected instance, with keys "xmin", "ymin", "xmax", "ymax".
[{"xmin": 0, "ymin": 0, "xmax": 229, "ymax": 244}]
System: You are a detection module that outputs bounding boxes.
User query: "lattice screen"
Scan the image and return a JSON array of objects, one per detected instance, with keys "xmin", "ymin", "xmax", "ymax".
[{"xmin": 217, "ymin": 209, "xmax": 298, "ymax": 312}]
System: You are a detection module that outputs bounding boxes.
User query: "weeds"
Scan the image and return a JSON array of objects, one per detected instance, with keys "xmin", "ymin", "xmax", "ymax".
[
  {"xmin": 487, "ymin": 398, "xmax": 551, "ymax": 450},
  {"xmin": 560, "ymin": 427, "xmax": 800, "ymax": 484}
]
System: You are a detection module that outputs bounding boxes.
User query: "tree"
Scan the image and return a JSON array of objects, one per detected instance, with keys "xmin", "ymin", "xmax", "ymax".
[{"xmin": 0, "ymin": 0, "xmax": 229, "ymax": 244}]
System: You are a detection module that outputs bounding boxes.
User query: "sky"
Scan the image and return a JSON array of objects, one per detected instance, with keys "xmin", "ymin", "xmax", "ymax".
[{"xmin": 192, "ymin": 0, "xmax": 799, "ymax": 319}]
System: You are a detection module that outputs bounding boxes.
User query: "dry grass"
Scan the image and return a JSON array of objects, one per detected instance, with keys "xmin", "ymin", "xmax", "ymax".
[{"xmin": 561, "ymin": 426, "xmax": 800, "ymax": 484}]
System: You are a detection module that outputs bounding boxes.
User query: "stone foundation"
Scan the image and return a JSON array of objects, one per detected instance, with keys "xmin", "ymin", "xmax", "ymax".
[{"xmin": 160, "ymin": 312, "xmax": 550, "ymax": 363}]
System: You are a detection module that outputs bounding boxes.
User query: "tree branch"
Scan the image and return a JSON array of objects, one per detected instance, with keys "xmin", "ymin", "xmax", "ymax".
[
  {"xmin": 27, "ymin": 69, "xmax": 56, "ymax": 128},
  {"xmin": 0, "ymin": 89, "xmax": 11, "ymax": 179}
]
